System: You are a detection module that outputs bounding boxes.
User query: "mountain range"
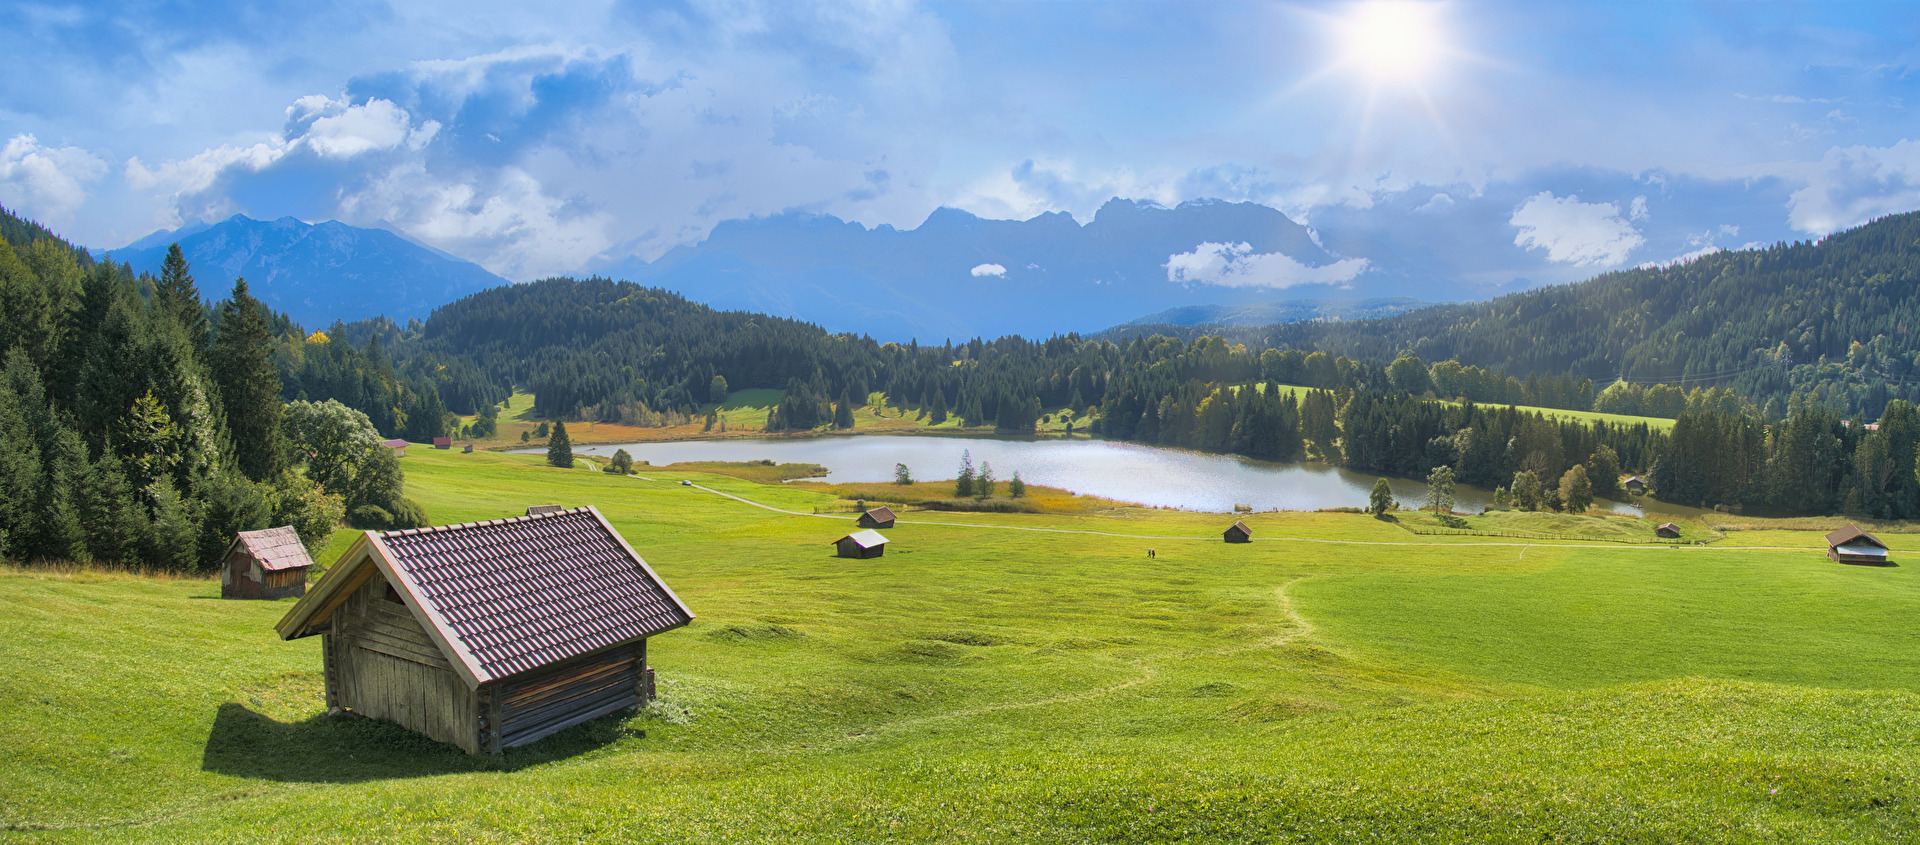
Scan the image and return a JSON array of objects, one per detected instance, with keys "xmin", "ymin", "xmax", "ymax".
[
  {"xmin": 102, "ymin": 215, "xmax": 509, "ymax": 332},
  {"xmin": 607, "ymin": 198, "xmax": 1465, "ymax": 340},
  {"xmin": 105, "ymin": 199, "xmax": 1468, "ymax": 340}
]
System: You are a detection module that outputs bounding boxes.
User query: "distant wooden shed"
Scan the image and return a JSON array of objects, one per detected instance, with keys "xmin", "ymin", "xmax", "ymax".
[
  {"xmin": 1655, "ymin": 522, "xmax": 1682, "ymax": 539},
  {"xmin": 1826, "ymin": 524, "xmax": 1891, "ymax": 565},
  {"xmin": 1224, "ymin": 520, "xmax": 1252, "ymax": 544},
  {"xmin": 433, "ymin": 436, "xmax": 452, "ymax": 450},
  {"xmin": 463, "ymin": 443, "xmax": 474, "ymax": 454},
  {"xmin": 221, "ymin": 526, "xmax": 315, "ymax": 600},
  {"xmin": 275, "ymin": 506, "xmax": 695, "ymax": 754},
  {"xmin": 858, "ymin": 506, "xmax": 897, "ymax": 529},
  {"xmin": 381, "ymin": 438, "xmax": 408, "ymax": 457},
  {"xmin": 1623, "ymin": 476, "xmax": 1646, "ymax": 493},
  {"xmin": 833, "ymin": 529, "xmax": 889, "ymax": 559}
]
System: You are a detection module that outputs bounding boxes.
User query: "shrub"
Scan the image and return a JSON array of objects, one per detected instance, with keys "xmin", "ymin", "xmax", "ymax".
[{"xmin": 348, "ymin": 505, "xmax": 393, "ymax": 529}]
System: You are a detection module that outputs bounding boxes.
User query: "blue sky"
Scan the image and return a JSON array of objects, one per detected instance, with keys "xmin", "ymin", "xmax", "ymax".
[{"xmin": 3, "ymin": 0, "xmax": 1918, "ymax": 288}]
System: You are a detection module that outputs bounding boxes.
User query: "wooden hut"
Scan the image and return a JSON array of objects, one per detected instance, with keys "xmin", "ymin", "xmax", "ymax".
[
  {"xmin": 381, "ymin": 438, "xmax": 408, "ymax": 457},
  {"xmin": 1654, "ymin": 522, "xmax": 1682, "ymax": 539},
  {"xmin": 433, "ymin": 436, "xmax": 453, "ymax": 450},
  {"xmin": 857, "ymin": 506, "xmax": 897, "ymax": 529},
  {"xmin": 1826, "ymin": 525, "xmax": 1892, "ymax": 565},
  {"xmin": 275, "ymin": 506, "xmax": 695, "ymax": 754},
  {"xmin": 832, "ymin": 529, "xmax": 889, "ymax": 559},
  {"xmin": 221, "ymin": 526, "xmax": 315, "ymax": 600},
  {"xmin": 1622, "ymin": 476, "xmax": 1646, "ymax": 494},
  {"xmin": 463, "ymin": 443, "xmax": 474, "ymax": 454},
  {"xmin": 1223, "ymin": 520, "xmax": 1253, "ymax": 544}
]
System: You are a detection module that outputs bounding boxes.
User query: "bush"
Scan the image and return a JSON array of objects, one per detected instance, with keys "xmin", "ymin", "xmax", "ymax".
[
  {"xmin": 389, "ymin": 498, "xmax": 431, "ymax": 529},
  {"xmin": 349, "ymin": 505, "xmax": 393, "ymax": 529},
  {"xmin": 606, "ymin": 449, "xmax": 634, "ymax": 475}
]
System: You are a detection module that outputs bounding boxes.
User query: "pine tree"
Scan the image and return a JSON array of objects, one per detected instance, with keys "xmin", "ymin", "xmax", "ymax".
[
  {"xmin": 834, "ymin": 388, "xmax": 855, "ymax": 429},
  {"xmin": 548, "ymin": 420, "xmax": 574, "ymax": 468},
  {"xmin": 954, "ymin": 449, "xmax": 974, "ymax": 497},
  {"xmin": 210, "ymin": 278, "xmax": 285, "ymax": 482},
  {"xmin": 977, "ymin": 461, "xmax": 996, "ymax": 498},
  {"xmin": 155, "ymin": 244, "xmax": 209, "ymax": 351},
  {"xmin": 1008, "ymin": 471, "xmax": 1026, "ymax": 498}
]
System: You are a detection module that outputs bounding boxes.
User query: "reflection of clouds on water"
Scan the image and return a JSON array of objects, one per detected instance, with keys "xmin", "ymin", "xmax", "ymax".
[{"xmin": 550, "ymin": 436, "xmax": 1639, "ymax": 516}]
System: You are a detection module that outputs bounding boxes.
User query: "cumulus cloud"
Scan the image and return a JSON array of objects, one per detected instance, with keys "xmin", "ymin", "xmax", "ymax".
[
  {"xmin": 970, "ymin": 263, "xmax": 1006, "ymax": 277},
  {"xmin": 1165, "ymin": 242, "xmax": 1369, "ymax": 289},
  {"xmin": 292, "ymin": 97, "xmax": 441, "ymax": 159},
  {"xmin": 0, "ymin": 134, "xmax": 107, "ymax": 224},
  {"xmin": 336, "ymin": 161, "xmax": 612, "ymax": 281},
  {"xmin": 1786, "ymin": 139, "xmax": 1920, "ymax": 234},
  {"xmin": 1509, "ymin": 191, "xmax": 1645, "ymax": 266}
]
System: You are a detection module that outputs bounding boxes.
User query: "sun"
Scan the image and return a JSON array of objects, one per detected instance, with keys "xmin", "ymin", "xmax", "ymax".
[{"xmin": 1336, "ymin": 1, "xmax": 1449, "ymax": 86}]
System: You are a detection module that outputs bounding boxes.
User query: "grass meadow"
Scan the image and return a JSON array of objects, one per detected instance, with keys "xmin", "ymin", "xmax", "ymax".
[{"xmin": 5, "ymin": 448, "xmax": 1920, "ymax": 842}]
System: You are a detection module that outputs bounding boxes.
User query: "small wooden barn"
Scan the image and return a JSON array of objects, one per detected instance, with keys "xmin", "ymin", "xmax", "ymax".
[
  {"xmin": 463, "ymin": 443, "xmax": 474, "ymax": 453},
  {"xmin": 433, "ymin": 436, "xmax": 452, "ymax": 450},
  {"xmin": 1826, "ymin": 525, "xmax": 1891, "ymax": 565},
  {"xmin": 1623, "ymin": 476, "xmax": 1646, "ymax": 494},
  {"xmin": 381, "ymin": 438, "xmax": 409, "ymax": 457},
  {"xmin": 832, "ymin": 529, "xmax": 889, "ymax": 559},
  {"xmin": 275, "ymin": 506, "xmax": 695, "ymax": 754},
  {"xmin": 221, "ymin": 526, "xmax": 315, "ymax": 600},
  {"xmin": 1655, "ymin": 522, "xmax": 1682, "ymax": 539},
  {"xmin": 858, "ymin": 506, "xmax": 897, "ymax": 529},
  {"xmin": 1224, "ymin": 520, "xmax": 1253, "ymax": 544}
]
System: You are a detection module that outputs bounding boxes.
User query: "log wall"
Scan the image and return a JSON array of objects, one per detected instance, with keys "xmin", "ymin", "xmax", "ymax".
[{"xmin": 333, "ymin": 571, "xmax": 479, "ymax": 752}]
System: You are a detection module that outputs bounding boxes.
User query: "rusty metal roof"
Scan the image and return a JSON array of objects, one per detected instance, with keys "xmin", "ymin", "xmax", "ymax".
[
  {"xmin": 231, "ymin": 526, "xmax": 314, "ymax": 572},
  {"xmin": 279, "ymin": 506, "xmax": 694, "ymax": 685},
  {"xmin": 833, "ymin": 529, "xmax": 889, "ymax": 549}
]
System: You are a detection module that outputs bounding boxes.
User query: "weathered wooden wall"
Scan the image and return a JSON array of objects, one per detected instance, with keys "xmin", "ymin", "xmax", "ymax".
[
  {"xmin": 332, "ymin": 571, "xmax": 479, "ymax": 753},
  {"xmin": 495, "ymin": 644, "xmax": 644, "ymax": 749}
]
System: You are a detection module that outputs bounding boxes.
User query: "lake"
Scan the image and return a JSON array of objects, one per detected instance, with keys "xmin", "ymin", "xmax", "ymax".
[{"xmin": 549, "ymin": 434, "xmax": 1644, "ymax": 516}]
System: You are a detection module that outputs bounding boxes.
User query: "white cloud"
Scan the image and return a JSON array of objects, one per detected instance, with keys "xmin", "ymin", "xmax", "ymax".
[
  {"xmin": 969, "ymin": 263, "xmax": 1006, "ymax": 277},
  {"xmin": 1629, "ymin": 195, "xmax": 1649, "ymax": 221},
  {"xmin": 126, "ymin": 141, "xmax": 284, "ymax": 196},
  {"xmin": 1414, "ymin": 192, "xmax": 1454, "ymax": 213},
  {"xmin": 1509, "ymin": 191, "xmax": 1645, "ymax": 266},
  {"xmin": 0, "ymin": 134, "xmax": 108, "ymax": 224},
  {"xmin": 290, "ymin": 96, "xmax": 440, "ymax": 159},
  {"xmin": 1164, "ymin": 242, "xmax": 1370, "ymax": 289},
  {"xmin": 1786, "ymin": 139, "xmax": 1920, "ymax": 234},
  {"xmin": 336, "ymin": 161, "xmax": 613, "ymax": 280}
]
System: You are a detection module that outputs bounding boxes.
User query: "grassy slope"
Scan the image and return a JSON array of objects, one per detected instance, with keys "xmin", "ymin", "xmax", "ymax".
[{"xmin": 5, "ymin": 450, "xmax": 1920, "ymax": 842}]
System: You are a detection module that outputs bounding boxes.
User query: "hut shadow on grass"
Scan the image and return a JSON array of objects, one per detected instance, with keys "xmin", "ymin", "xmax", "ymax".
[{"xmin": 200, "ymin": 702, "xmax": 640, "ymax": 783}]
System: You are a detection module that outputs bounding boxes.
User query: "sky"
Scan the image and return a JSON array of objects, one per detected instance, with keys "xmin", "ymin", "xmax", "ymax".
[{"xmin": 3, "ymin": 0, "xmax": 1919, "ymax": 288}]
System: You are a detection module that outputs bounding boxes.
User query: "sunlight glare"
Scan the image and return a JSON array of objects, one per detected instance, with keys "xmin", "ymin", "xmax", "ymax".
[{"xmin": 1340, "ymin": 1, "xmax": 1446, "ymax": 84}]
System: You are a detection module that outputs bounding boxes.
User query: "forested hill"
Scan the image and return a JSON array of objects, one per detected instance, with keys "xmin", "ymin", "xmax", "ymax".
[{"xmin": 1235, "ymin": 210, "xmax": 1920, "ymax": 417}]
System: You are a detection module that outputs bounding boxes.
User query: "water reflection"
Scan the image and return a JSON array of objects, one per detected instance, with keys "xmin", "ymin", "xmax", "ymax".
[{"xmin": 550, "ymin": 435, "xmax": 1643, "ymax": 516}]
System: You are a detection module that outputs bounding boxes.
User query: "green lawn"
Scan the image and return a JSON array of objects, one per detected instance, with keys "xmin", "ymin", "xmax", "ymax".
[{"xmin": 4, "ymin": 449, "xmax": 1919, "ymax": 842}]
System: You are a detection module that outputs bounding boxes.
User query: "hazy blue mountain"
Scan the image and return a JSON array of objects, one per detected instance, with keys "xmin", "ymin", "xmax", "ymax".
[
  {"xmin": 1114, "ymin": 297, "xmax": 1432, "ymax": 329},
  {"xmin": 605, "ymin": 198, "xmax": 1467, "ymax": 342},
  {"xmin": 103, "ymin": 215, "xmax": 509, "ymax": 331}
]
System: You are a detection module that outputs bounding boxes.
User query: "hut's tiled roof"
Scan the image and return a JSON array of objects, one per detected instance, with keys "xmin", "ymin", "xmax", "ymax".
[
  {"xmin": 234, "ymin": 526, "xmax": 314, "ymax": 572},
  {"xmin": 863, "ymin": 506, "xmax": 896, "ymax": 522},
  {"xmin": 375, "ymin": 508, "xmax": 693, "ymax": 681},
  {"xmin": 1228, "ymin": 520, "xmax": 1252, "ymax": 535},
  {"xmin": 381, "ymin": 438, "xmax": 408, "ymax": 449}
]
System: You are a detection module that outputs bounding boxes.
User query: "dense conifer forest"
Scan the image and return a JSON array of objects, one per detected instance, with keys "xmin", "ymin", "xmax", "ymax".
[{"xmin": 0, "ymin": 207, "xmax": 426, "ymax": 570}]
